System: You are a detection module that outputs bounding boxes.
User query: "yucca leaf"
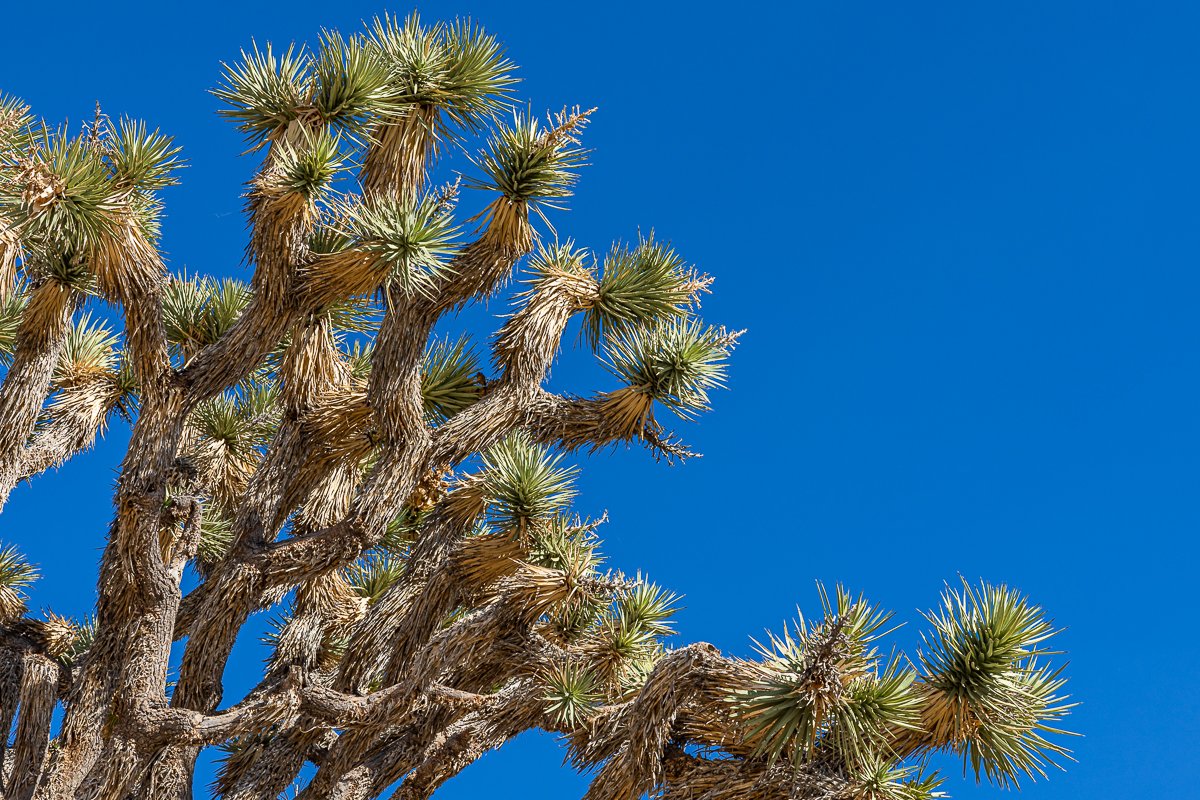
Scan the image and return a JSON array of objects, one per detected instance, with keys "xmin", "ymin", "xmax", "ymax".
[
  {"xmin": 264, "ymin": 126, "xmax": 344, "ymax": 199},
  {"xmin": 602, "ymin": 318, "xmax": 738, "ymax": 419},
  {"xmin": 312, "ymin": 30, "xmax": 396, "ymax": 131},
  {"xmin": 420, "ymin": 334, "xmax": 480, "ymax": 422},
  {"xmin": 109, "ymin": 118, "xmax": 184, "ymax": 190},
  {"xmin": 338, "ymin": 193, "xmax": 460, "ymax": 298},
  {"xmin": 213, "ymin": 41, "xmax": 310, "ymax": 143},
  {"xmin": 584, "ymin": 239, "xmax": 702, "ymax": 348},
  {"xmin": 344, "ymin": 553, "xmax": 405, "ymax": 605},
  {"xmin": 542, "ymin": 661, "xmax": 600, "ymax": 728},
  {"xmin": 480, "ymin": 432, "xmax": 576, "ymax": 531},
  {"xmin": 465, "ymin": 108, "xmax": 590, "ymax": 210},
  {"xmin": 0, "ymin": 542, "xmax": 37, "ymax": 619}
]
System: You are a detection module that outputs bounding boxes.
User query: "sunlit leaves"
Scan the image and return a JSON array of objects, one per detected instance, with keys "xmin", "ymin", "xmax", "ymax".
[
  {"xmin": 833, "ymin": 659, "xmax": 922, "ymax": 767},
  {"xmin": 213, "ymin": 42, "xmax": 310, "ymax": 143},
  {"xmin": 59, "ymin": 614, "xmax": 97, "ymax": 663},
  {"xmin": 264, "ymin": 126, "xmax": 344, "ymax": 199},
  {"xmin": 163, "ymin": 274, "xmax": 251, "ymax": 354},
  {"xmin": 0, "ymin": 291, "xmax": 27, "ymax": 365},
  {"xmin": 312, "ymin": 31, "xmax": 395, "ymax": 131},
  {"xmin": 615, "ymin": 580, "xmax": 680, "ymax": 637},
  {"xmin": 197, "ymin": 506, "xmax": 235, "ymax": 567},
  {"xmin": 420, "ymin": 335, "xmax": 480, "ymax": 422},
  {"xmin": 603, "ymin": 318, "xmax": 738, "ymax": 418},
  {"xmin": 0, "ymin": 542, "xmax": 37, "ymax": 619},
  {"xmin": 584, "ymin": 239, "xmax": 703, "ymax": 348},
  {"xmin": 109, "ymin": 118, "xmax": 184, "ymax": 190},
  {"xmin": 0, "ymin": 94, "xmax": 34, "ymax": 157},
  {"xmin": 543, "ymin": 661, "xmax": 600, "ymax": 728},
  {"xmin": 192, "ymin": 383, "xmax": 280, "ymax": 459},
  {"xmin": 466, "ymin": 108, "xmax": 590, "ymax": 211},
  {"xmin": 845, "ymin": 759, "xmax": 946, "ymax": 800},
  {"xmin": 528, "ymin": 516, "xmax": 600, "ymax": 575},
  {"xmin": 365, "ymin": 13, "xmax": 515, "ymax": 133},
  {"xmin": 55, "ymin": 314, "xmax": 120, "ymax": 385},
  {"xmin": 6, "ymin": 128, "xmax": 119, "ymax": 251},
  {"xmin": 737, "ymin": 588, "xmax": 911, "ymax": 766},
  {"xmin": 339, "ymin": 193, "xmax": 460, "ymax": 297},
  {"xmin": 480, "ymin": 432, "xmax": 576, "ymax": 531},
  {"xmin": 916, "ymin": 580, "xmax": 1075, "ymax": 787}
]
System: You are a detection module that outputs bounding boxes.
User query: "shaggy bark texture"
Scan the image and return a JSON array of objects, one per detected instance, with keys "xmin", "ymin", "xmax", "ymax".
[{"xmin": 0, "ymin": 15, "xmax": 1072, "ymax": 800}]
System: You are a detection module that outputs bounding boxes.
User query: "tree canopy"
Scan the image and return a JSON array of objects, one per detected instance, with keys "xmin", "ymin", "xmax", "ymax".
[{"xmin": 0, "ymin": 13, "xmax": 1072, "ymax": 800}]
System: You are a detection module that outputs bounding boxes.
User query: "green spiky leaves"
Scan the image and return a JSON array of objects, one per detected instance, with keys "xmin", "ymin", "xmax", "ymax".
[
  {"xmin": 59, "ymin": 614, "xmax": 97, "ymax": 663},
  {"xmin": 213, "ymin": 42, "xmax": 310, "ymax": 143},
  {"xmin": 163, "ymin": 275, "xmax": 252, "ymax": 356},
  {"xmin": 192, "ymin": 384, "xmax": 280, "ymax": 463},
  {"xmin": 616, "ymin": 580, "xmax": 680, "ymax": 637},
  {"xmin": 263, "ymin": 127, "xmax": 344, "ymax": 199},
  {"xmin": 845, "ymin": 759, "xmax": 946, "ymax": 800},
  {"xmin": 55, "ymin": 314, "xmax": 121, "ymax": 386},
  {"xmin": 0, "ymin": 292, "xmax": 27, "ymax": 365},
  {"xmin": 528, "ymin": 516, "xmax": 601, "ymax": 575},
  {"xmin": 603, "ymin": 318, "xmax": 738, "ymax": 419},
  {"xmin": 736, "ymin": 582, "xmax": 1073, "ymax": 786},
  {"xmin": 832, "ymin": 658, "xmax": 923, "ymax": 767},
  {"xmin": 0, "ymin": 542, "xmax": 37, "ymax": 619},
  {"xmin": 738, "ymin": 587, "xmax": 914, "ymax": 767},
  {"xmin": 584, "ymin": 239, "xmax": 706, "ymax": 348},
  {"xmin": 339, "ymin": 193, "xmax": 460, "ymax": 297},
  {"xmin": 365, "ymin": 14, "xmax": 515, "ymax": 133},
  {"xmin": 197, "ymin": 506, "xmax": 235, "ymax": 567},
  {"xmin": 420, "ymin": 335, "xmax": 481, "ymax": 422},
  {"xmin": 0, "ymin": 94, "xmax": 34, "ymax": 157},
  {"xmin": 480, "ymin": 432, "xmax": 576, "ymax": 532},
  {"xmin": 543, "ymin": 661, "xmax": 601, "ymax": 728},
  {"xmin": 216, "ymin": 16, "xmax": 513, "ymax": 144},
  {"xmin": 109, "ymin": 118, "xmax": 184, "ymax": 191},
  {"xmin": 468, "ymin": 108, "xmax": 590, "ymax": 212},
  {"xmin": 312, "ymin": 31, "xmax": 396, "ymax": 131},
  {"xmin": 0, "ymin": 111, "xmax": 179, "ymax": 287},
  {"xmin": 917, "ymin": 580, "xmax": 1074, "ymax": 787},
  {"xmin": 345, "ymin": 553, "xmax": 405, "ymax": 605},
  {"xmin": 6, "ymin": 128, "xmax": 119, "ymax": 252}
]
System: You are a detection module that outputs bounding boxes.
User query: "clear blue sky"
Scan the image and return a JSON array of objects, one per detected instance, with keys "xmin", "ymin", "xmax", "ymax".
[{"xmin": 4, "ymin": 1, "xmax": 1195, "ymax": 797}]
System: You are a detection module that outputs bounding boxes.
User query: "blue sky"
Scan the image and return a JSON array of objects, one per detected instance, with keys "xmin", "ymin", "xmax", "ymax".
[{"xmin": 3, "ymin": 1, "xmax": 1196, "ymax": 797}]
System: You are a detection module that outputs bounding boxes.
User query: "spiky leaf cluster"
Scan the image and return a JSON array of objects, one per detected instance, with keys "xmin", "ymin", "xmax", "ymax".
[
  {"xmin": 0, "ymin": 110, "xmax": 181, "ymax": 264},
  {"xmin": 262, "ymin": 127, "xmax": 344, "ymax": 199},
  {"xmin": 55, "ymin": 314, "xmax": 120, "ymax": 385},
  {"xmin": 364, "ymin": 14, "xmax": 515, "ymax": 133},
  {"xmin": 197, "ymin": 507, "xmax": 235, "ymax": 567},
  {"xmin": 420, "ymin": 335, "xmax": 480, "ymax": 421},
  {"xmin": 584, "ymin": 239, "xmax": 703, "ymax": 347},
  {"xmin": 0, "ymin": 542, "xmax": 37, "ymax": 619},
  {"xmin": 345, "ymin": 553, "xmax": 405, "ymax": 606},
  {"xmin": 467, "ymin": 108, "xmax": 590, "ymax": 210},
  {"xmin": 213, "ymin": 42, "xmax": 311, "ymax": 143},
  {"xmin": 109, "ymin": 118, "xmax": 183, "ymax": 191},
  {"xmin": 0, "ymin": 292, "xmax": 27, "ymax": 364},
  {"xmin": 604, "ymin": 318, "xmax": 737, "ymax": 418},
  {"xmin": 311, "ymin": 30, "xmax": 396, "ymax": 131},
  {"xmin": 191, "ymin": 384, "xmax": 280, "ymax": 461},
  {"xmin": 739, "ymin": 588, "xmax": 910, "ymax": 766},
  {"xmin": 337, "ymin": 194, "xmax": 460, "ymax": 297},
  {"xmin": 543, "ymin": 661, "xmax": 601, "ymax": 728},
  {"xmin": 916, "ymin": 580, "xmax": 1075, "ymax": 787},
  {"xmin": 480, "ymin": 433, "xmax": 577, "ymax": 532},
  {"xmin": 163, "ymin": 275, "xmax": 252, "ymax": 355}
]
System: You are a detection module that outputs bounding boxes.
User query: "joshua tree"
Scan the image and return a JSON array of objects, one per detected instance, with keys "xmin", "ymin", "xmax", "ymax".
[{"xmin": 0, "ymin": 14, "xmax": 1073, "ymax": 800}]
